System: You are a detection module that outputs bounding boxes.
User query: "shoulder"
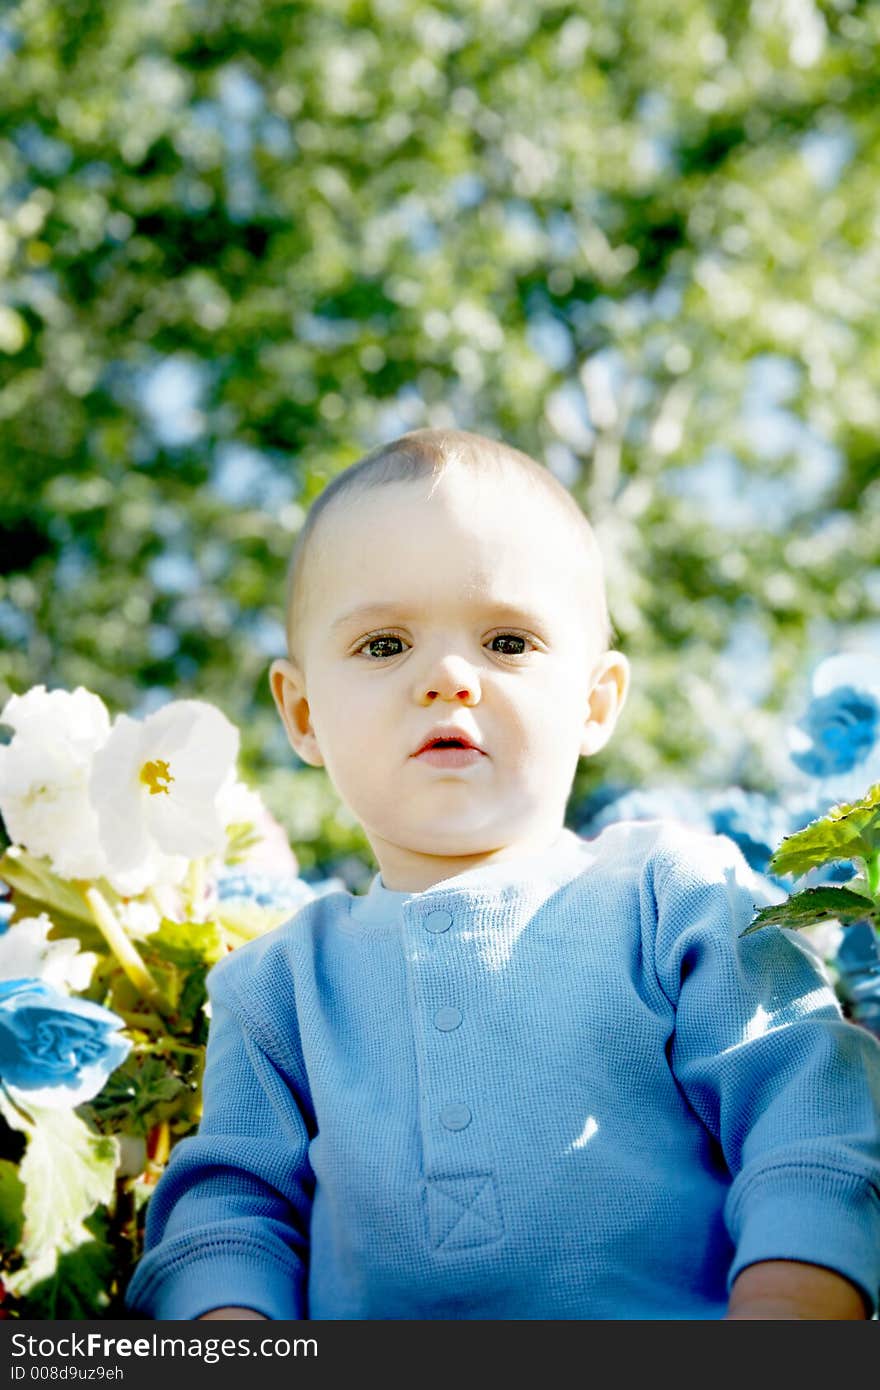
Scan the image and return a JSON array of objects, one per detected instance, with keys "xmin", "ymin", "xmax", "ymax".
[
  {"xmin": 577, "ymin": 817, "xmax": 785, "ymax": 938},
  {"xmin": 578, "ymin": 815, "xmax": 773, "ymax": 893},
  {"xmin": 207, "ymin": 886, "xmax": 355, "ymax": 1010}
]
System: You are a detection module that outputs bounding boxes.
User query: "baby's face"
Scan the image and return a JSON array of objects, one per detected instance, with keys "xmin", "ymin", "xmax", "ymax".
[{"xmin": 271, "ymin": 469, "xmax": 628, "ymax": 890}]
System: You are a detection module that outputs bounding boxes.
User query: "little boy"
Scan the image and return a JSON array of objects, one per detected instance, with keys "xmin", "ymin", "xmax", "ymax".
[{"xmin": 126, "ymin": 428, "xmax": 880, "ymax": 1320}]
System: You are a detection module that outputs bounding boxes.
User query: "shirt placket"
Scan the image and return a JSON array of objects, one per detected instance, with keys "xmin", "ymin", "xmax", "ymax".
[{"xmin": 401, "ymin": 896, "xmax": 504, "ymax": 1253}]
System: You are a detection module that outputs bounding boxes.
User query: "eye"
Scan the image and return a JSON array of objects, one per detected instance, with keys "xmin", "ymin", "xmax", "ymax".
[
  {"xmin": 487, "ymin": 633, "xmax": 531, "ymax": 657},
  {"xmin": 356, "ymin": 633, "xmax": 409, "ymax": 660}
]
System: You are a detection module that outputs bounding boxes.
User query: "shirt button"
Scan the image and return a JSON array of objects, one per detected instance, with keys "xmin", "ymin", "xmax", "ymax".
[
  {"xmin": 433, "ymin": 1006, "xmax": 463, "ymax": 1032},
  {"xmin": 423, "ymin": 909, "xmax": 452, "ymax": 934},
  {"xmin": 440, "ymin": 1103, "xmax": 472, "ymax": 1131}
]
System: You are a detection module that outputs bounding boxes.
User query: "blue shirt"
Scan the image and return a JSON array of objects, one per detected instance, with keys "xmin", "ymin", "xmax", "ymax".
[{"xmin": 125, "ymin": 820, "xmax": 880, "ymax": 1319}]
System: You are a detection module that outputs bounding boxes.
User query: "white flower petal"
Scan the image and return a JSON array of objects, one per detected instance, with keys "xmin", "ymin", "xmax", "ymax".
[
  {"xmin": 146, "ymin": 791, "xmax": 227, "ymax": 857},
  {"xmin": 0, "ymin": 698, "xmax": 110, "ymax": 879},
  {"xmin": 0, "ymin": 914, "xmax": 98, "ymax": 991},
  {"xmin": 89, "ymin": 699, "xmax": 239, "ymax": 885}
]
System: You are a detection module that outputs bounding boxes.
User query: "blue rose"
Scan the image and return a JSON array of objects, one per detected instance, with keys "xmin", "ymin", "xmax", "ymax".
[
  {"xmin": 216, "ymin": 869, "xmax": 318, "ymax": 912},
  {"xmin": 707, "ymin": 787, "xmax": 792, "ymax": 877},
  {"xmin": 790, "ymin": 684, "xmax": 879, "ymax": 779},
  {"xmin": 0, "ymin": 978, "xmax": 130, "ymax": 1108}
]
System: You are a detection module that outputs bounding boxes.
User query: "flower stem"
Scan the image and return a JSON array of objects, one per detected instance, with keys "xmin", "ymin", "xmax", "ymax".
[
  {"xmin": 133, "ymin": 1038, "xmax": 203, "ymax": 1057},
  {"xmin": 84, "ymin": 886, "xmax": 164, "ymax": 1006},
  {"xmin": 147, "ymin": 1120, "xmax": 170, "ymax": 1166},
  {"xmin": 117, "ymin": 1008, "xmax": 168, "ymax": 1033},
  {"xmin": 866, "ymin": 851, "xmax": 880, "ymax": 902},
  {"xmin": 184, "ymin": 857, "xmax": 207, "ymax": 921}
]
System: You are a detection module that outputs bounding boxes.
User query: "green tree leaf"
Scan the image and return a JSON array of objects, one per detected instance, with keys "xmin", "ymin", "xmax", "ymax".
[
  {"xmin": 767, "ymin": 784, "xmax": 880, "ymax": 879},
  {"xmin": 742, "ymin": 886, "xmax": 879, "ymax": 937}
]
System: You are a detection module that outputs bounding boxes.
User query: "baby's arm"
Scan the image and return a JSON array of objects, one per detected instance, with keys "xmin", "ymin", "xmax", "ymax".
[
  {"xmin": 726, "ymin": 1260, "xmax": 869, "ymax": 1319},
  {"xmin": 653, "ymin": 834, "xmax": 880, "ymax": 1318},
  {"xmin": 125, "ymin": 941, "xmax": 314, "ymax": 1320}
]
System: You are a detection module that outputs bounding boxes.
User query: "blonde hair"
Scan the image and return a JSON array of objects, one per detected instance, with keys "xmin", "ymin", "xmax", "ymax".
[{"xmin": 284, "ymin": 428, "xmax": 612, "ymax": 664}]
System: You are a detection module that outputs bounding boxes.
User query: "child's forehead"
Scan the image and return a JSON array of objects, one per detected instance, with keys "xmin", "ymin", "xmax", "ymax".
[
  {"xmin": 325, "ymin": 467, "xmax": 573, "ymax": 544},
  {"xmin": 310, "ymin": 479, "xmax": 597, "ymax": 615},
  {"xmin": 290, "ymin": 460, "xmax": 609, "ymax": 660}
]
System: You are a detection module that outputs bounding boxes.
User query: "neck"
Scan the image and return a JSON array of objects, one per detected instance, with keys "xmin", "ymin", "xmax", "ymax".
[{"xmin": 367, "ymin": 823, "xmax": 569, "ymax": 893}]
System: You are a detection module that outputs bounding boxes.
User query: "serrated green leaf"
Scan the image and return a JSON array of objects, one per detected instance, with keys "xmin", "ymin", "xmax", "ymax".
[
  {"xmin": 14, "ymin": 1106, "xmax": 118, "ymax": 1270},
  {"xmin": 149, "ymin": 917, "xmax": 225, "ymax": 968},
  {"xmin": 767, "ymin": 783, "xmax": 880, "ymax": 878},
  {"xmin": 141, "ymin": 919, "xmax": 224, "ymax": 1029},
  {"xmin": 0, "ymin": 1156, "xmax": 26, "ymax": 1249},
  {"xmin": 84, "ymin": 1054, "xmax": 188, "ymax": 1137},
  {"xmin": 742, "ymin": 886, "xmax": 880, "ymax": 936},
  {"xmin": 10, "ymin": 1213, "xmax": 116, "ymax": 1318}
]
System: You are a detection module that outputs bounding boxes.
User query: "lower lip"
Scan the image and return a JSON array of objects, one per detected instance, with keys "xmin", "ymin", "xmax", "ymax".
[{"xmin": 414, "ymin": 747, "xmax": 485, "ymax": 768}]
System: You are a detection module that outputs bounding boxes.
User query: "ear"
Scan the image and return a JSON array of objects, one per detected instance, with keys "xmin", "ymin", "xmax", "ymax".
[
  {"xmin": 269, "ymin": 658, "xmax": 325, "ymax": 767},
  {"xmin": 580, "ymin": 650, "xmax": 630, "ymax": 757}
]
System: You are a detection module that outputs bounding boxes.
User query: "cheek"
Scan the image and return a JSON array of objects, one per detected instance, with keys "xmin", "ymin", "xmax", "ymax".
[
  {"xmin": 519, "ymin": 669, "xmax": 588, "ymax": 748},
  {"xmin": 311, "ymin": 671, "xmax": 388, "ymax": 748}
]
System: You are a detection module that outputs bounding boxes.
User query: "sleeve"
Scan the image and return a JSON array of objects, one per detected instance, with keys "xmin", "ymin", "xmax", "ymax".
[
  {"xmin": 651, "ymin": 831, "xmax": 880, "ymax": 1314},
  {"xmin": 124, "ymin": 947, "xmax": 314, "ymax": 1320}
]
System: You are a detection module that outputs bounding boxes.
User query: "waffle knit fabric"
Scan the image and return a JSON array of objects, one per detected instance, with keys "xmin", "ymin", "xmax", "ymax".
[{"xmin": 125, "ymin": 819, "xmax": 880, "ymax": 1320}]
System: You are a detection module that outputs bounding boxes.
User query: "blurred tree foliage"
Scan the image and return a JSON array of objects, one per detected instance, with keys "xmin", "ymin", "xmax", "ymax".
[{"xmin": 0, "ymin": 0, "xmax": 878, "ymax": 881}]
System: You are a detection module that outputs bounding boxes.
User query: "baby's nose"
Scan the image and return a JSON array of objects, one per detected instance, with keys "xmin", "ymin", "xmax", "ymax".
[{"xmin": 416, "ymin": 654, "xmax": 481, "ymax": 705}]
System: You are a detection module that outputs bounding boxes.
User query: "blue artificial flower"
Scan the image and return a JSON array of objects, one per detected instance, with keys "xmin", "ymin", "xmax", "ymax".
[
  {"xmin": 215, "ymin": 870, "xmax": 336, "ymax": 911},
  {"xmin": 790, "ymin": 686, "xmax": 879, "ymax": 778},
  {"xmin": 213, "ymin": 869, "xmax": 344, "ymax": 939},
  {"xmin": 0, "ymin": 978, "xmax": 130, "ymax": 1108},
  {"xmin": 707, "ymin": 787, "xmax": 792, "ymax": 877},
  {"xmin": 788, "ymin": 654, "xmax": 880, "ymax": 798}
]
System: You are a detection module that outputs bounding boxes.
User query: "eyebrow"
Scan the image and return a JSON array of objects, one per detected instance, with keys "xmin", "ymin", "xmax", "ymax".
[{"xmin": 330, "ymin": 601, "xmax": 550, "ymax": 633}]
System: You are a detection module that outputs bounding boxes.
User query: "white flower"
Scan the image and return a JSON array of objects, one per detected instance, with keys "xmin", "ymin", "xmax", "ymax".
[
  {"xmin": 0, "ymin": 687, "xmax": 111, "ymax": 879},
  {"xmin": 216, "ymin": 772, "xmax": 265, "ymax": 830},
  {"xmin": 89, "ymin": 700, "xmax": 239, "ymax": 895},
  {"xmin": 216, "ymin": 771, "xmax": 299, "ymax": 875},
  {"xmin": 116, "ymin": 899, "xmax": 162, "ymax": 942},
  {"xmin": 0, "ymin": 912, "xmax": 98, "ymax": 992}
]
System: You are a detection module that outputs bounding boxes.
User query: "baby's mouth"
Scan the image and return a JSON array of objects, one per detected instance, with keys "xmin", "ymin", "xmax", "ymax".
[{"xmin": 413, "ymin": 733, "xmax": 487, "ymax": 767}]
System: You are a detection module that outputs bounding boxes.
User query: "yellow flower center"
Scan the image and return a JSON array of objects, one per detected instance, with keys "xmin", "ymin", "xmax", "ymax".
[{"xmin": 139, "ymin": 758, "xmax": 175, "ymax": 796}]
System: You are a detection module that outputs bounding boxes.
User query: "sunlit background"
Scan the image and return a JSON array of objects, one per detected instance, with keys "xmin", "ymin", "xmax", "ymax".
[{"xmin": 1, "ymin": 0, "xmax": 878, "ymax": 883}]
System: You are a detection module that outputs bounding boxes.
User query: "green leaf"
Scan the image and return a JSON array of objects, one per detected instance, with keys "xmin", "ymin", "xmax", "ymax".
[
  {"xmin": 224, "ymin": 820, "xmax": 263, "ymax": 864},
  {"xmin": 149, "ymin": 917, "xmax": 225, "ymax": 969},
  {"xmin": 0, "ymin": 847, "xmax": 117, "ymax": 951},
  {"xmin": 84, "ymin": 1053, "xmax": 187, "ymax": 1137},
  {"xmin": 767, "ymin": 783, "xmax": 880, "ymax": 879},
  {"xmin": 142, "ymin": 918, "xmax": 225, "ymax": 1029},
  {"xmin": 11, "ymin": 1213, "xmax": 117, "ymax": 1319},
  {"xmin": 0, "ymin": 1157, "xmax": 26, "ymax": 1249},
  {"xmin": 0, "ymin": 846, "xmax": 94, "ymax": 920},
  {"xmin": 3, "ymin": 1104, "xmax": 118, "ymax": 1289},
  {"xmin": 742, "ymin": 886, "xmax": 880, "ymax": 936}
]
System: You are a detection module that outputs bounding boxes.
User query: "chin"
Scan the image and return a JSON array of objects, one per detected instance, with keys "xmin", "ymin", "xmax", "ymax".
[{"xmin": 394, "ymin": 823, "xmax": 519, "ymax": 858}]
